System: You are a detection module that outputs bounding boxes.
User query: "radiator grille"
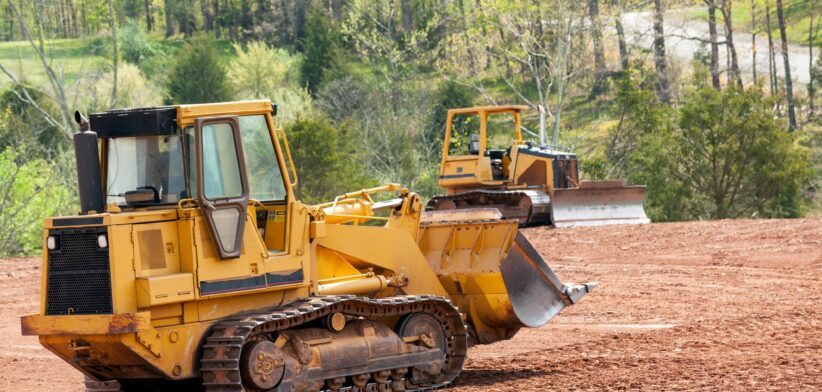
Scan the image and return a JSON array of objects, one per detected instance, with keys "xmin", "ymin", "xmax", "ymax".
[
  {"xmin": 556, "ymin": 158, "xmax": 580, "ymax": 189},
  {"xmin": 45, "ymin": 227, "xmax": 113, "ymax": 315}
]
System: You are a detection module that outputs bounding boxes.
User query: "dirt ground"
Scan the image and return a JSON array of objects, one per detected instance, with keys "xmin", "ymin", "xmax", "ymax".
[{"xmin": 0, "ymin": 219, "xmax": 820, "ymax": 391}]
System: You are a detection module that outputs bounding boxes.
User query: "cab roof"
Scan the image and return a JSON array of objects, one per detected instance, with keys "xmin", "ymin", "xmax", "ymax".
[
  {"xmin": 88, "ymin": 100, "xmax": 276, "ymax": 138},
  {"xmin": 447, "ymin": 105, "xmax": 529, "ymax": 116}
]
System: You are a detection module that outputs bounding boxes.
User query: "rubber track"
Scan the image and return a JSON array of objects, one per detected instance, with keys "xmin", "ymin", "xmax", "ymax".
[{"xmin": 200, "ymin": 295, "xmax": 468, "ymax": 392}]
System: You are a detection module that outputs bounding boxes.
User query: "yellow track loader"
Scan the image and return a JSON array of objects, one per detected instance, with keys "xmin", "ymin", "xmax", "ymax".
[
  {"xmin": 427, "ymin": 105, "xmax": 650, "ymax": 227},
  {"xmin": 21, "ymin": 101, "xmax": 595, "ymax": 392}
]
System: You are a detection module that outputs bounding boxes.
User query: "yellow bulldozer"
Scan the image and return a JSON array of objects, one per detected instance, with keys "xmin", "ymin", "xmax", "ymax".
[
  {"xmin": 20, "ymin": 100, "xmax": 595, "ymax": 392},
  {"xmin": 427, "ymin": 105, "xmax": 650, "ymax": 227}
]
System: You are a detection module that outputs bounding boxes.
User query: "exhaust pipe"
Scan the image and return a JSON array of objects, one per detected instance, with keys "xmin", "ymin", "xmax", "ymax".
[{"xmin": 73, "ymin": 111, "xmax": 104, "ymax": 214}]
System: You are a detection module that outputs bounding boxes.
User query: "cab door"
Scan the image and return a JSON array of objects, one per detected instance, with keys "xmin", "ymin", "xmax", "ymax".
[{"xmin": 194, "ymin": 116, "xmax": 249, "ymax": 259}]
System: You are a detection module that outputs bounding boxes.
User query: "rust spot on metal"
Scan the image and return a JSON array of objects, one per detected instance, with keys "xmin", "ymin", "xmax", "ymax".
[{"xmin": 108, "ymin": 314, "xmax": 139, "ymax": 334}]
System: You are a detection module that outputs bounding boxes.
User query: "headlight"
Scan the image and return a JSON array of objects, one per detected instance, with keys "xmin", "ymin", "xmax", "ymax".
[
  {"xmin": 97, "ymin": 235, "xmax": 108, "ymax": 248},
  {"xmin": 46, "ymin": 236, "xmax": 57, "ymax": 250}
]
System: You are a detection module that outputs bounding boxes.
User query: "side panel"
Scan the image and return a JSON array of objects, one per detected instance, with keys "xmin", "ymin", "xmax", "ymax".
[
  {"xmin": 439, "ymin": 156, "xmax": 481, "ymax": 191},
  {"xmin": 512, "ymin": 151, "xmax": 554, "ymax": 193},
  {"xmin": 315, "ymin": 224, "xmax": 449, "ymax": 297}
]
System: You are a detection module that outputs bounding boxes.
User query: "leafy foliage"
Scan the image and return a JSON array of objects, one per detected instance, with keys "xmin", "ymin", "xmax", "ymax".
[
  {"xmin": 229, "ymin": 41, "xmax": 300, "ymax": 99},
  {"xmin": 286, "ymin": 116, "xmax": 374, "ymax": 204},
  {"xmin": 300, "ymin": 7, "xmax": 340, "ymax": 96},
  {"xmin": 81, "ymin": 63, "xmax": 163, "ymax": 111},
  {"xmin": 617, "ymin": 68, "xmax": 812, "ymax": 221},
  {"xmin": 120, "ymin": 19, "xmax": 159, "ymax": 64},
  {"xmin": 167, "ymin": 35, "xmax": 234, "ymax": 104}
]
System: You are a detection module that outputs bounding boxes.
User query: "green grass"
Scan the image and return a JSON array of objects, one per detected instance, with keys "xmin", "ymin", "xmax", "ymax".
[
  {"xmin": 691, "ymin": 0, "xmax": 821, "ymax": 47},
  {"xmin": 0, "ymin": 39, "xmax": 109, "ymax": 91},
  {"xmin": 0, "ymin": 36, "xmax": 238, "ymax": 94}
]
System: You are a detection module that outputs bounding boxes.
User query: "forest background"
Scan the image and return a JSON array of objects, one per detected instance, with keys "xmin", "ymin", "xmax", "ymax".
[{"xmin": 0, "ymin": 0, "xmax": 819, "ymax": 256}]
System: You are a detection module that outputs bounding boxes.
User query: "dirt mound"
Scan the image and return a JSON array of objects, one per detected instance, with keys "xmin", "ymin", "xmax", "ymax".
[{"xmin": 1, "ymin": 219, "xmax": 820, "ymax": 391}]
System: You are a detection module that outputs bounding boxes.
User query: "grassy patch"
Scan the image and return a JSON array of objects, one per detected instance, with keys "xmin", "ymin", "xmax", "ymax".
[{"xmin": 0, "ymin": 38, "xmax": 108, "ymax": 92}]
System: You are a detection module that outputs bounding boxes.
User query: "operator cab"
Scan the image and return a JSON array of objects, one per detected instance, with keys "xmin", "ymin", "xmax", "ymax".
[
  {"xmin": 84, "ymin": 103, "xmax": 293, "ymax": 256},
  {"xmin": 440, "ymin": 105, "xmax": 528, "ymax": 186}
]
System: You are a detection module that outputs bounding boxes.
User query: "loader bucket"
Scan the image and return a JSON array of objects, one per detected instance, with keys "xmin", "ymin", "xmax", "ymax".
[
  {"xmin": 501, "ymin": 232, "xmax": 597, "ymax": 328},
  {"xmin": 418, "ymin": 210, "xmax": 596, "ymax": 344},
  {"xmin": 551, "ymin": 180, "xmax": 650, "ymax": 228}
]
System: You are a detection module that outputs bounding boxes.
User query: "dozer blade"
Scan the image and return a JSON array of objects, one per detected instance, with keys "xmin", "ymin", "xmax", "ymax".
[
  {"xmin": 551, "ymin": 180, "xmax": 650, "ymax": 228},
  {"xmin": 501, "ymin": 232, "xmax": 598, "ymax": 328}
]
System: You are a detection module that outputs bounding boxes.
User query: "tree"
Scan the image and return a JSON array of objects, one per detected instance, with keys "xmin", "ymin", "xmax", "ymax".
[
  {"xmin": 438, "ymin": 1, "xmax": 590, "ymax": 145},
  {"xmin": 300, "ymin": 6, "xmax": 338, "ymax": 96},
  {"xmin": 808, "ymin": 4, "xmax": 820, "ymax": 119},
  {"xmin": 425, "ymin": 81, "xmax": 474, "ymax": 163},
  {"xmin": 588, "ymin": 0, "xmax": 606, "ymax": 95},
  {"xmin": 751, "ymin": 0, "xmax": 757, "ymax": 81},
  {"xmin": 166, "ymin": 35, "xmax": 233, "ymax": 104},
  {"xmin": 612, "ymin": 0, "xmax": 629, "ymax": 72},
  {"xmin": 719, "ymin": 0, "xmax": 742, "ymax": 88},
  {"xmin": 229, "ymin": 41, "xmax": 298, "ymax": 99},
  {"xmin": 652, "ymin": 0, "xmax": 670, "ymax": 103},
  {"xmin": 705, "ymin": 0, "xmax": 721, "ymax": 89},
  {"xmin": 775, "ymin": 0, "xmax": 797, "ymax": 130},
  {"xmin": 765, "ymin": 0, "xmax": 777, "ymax": 95},
  {"xmin": 621, "ymin": 68, "xmax": 811, "ymax": 221},
  {"xmin": 108, "ymin": 0, "xmax": 119, "ymax": 106},
  {"xmin": 164, "ymin": 0, "xmax": 174, "ymax": 36},
  {"xmin": 286, "ymin": 116, "xmax": 374, "ymax": 203}
]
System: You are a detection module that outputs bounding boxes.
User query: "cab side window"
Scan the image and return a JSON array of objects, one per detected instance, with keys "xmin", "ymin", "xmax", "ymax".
[
  {"xmin": 448, "ymin": 114, "xmax": 480, "ymax": 156},
  {"xmin": 239, "ymin": 115, "xmax": 287, "ymax": 202}
]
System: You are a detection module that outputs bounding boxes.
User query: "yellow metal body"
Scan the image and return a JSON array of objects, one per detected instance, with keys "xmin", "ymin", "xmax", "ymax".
[{"xmin": 21, "ymin": 101, "xmax": 587, "ymax": 385}]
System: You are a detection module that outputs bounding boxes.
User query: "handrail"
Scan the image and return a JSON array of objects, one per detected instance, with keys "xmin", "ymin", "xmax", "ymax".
[
  {"xmin": 314, "ymin": 184, "xmax": 402, "ymax": 212},
  {"xmin": 277, "ymin": 128, "xmax": 298, "ymax": 187}
]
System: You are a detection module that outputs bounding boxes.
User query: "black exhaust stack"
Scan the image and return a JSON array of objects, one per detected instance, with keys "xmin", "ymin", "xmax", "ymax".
[{"xmin": 73, "ymin": 111, "xmax": 104, "ymax": 214}]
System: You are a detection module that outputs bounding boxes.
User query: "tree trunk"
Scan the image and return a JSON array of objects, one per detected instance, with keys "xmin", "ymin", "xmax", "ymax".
[
  {"xmin": 766, "ymin": 1, "xmax": 776, "ymax": 95},
  {"xmin": 652, "ymin": 0, "xmax": 670, "ymax": 103},
  {"xmin": 707, "ymin": 0, "xmax": 721, "ymax": 89},
  {"xmin": 474, "ymin": 0, "xmax": 491, "ymax": 70},
  {"xmin": 751, "ymin": 0, "xmax": 756, "ymax": 81},
  {"xmin": 201, "ymin": 0, "xmax": 212, "ymax": 31},
  {"xmin": 294, "ymin": 0, "xmax": 307, "ymax": 51},
  {"xmin": 589, "ymin": 0, "xmax": 606, "ymax": 94},
  {"xmin": 775, "ymin": 0, "xmax": 797, "ymax": 130},
  {"xmin": 331, "ymin": 0, "xmax": 341, "ymax": 21},
  {"xmin": 108, "ymin": 0, "xmax": 118, "ymax": 107},
  {"xmin": 808, "ymin": 2, "xmax": 819, "ymax": 121},
  {"xmin": 164, "ymin": 0, "xmax": 174, "ymax": 37},
  {"xmin": 720, "ymin": 0, "xmax": 742, "ymax": 88},
  {"xmin": 456, "ymin": 0, "xmax": 477, "ymax": 75},
  {"xmin": 401, "ymin": 0, "xmax": 412, "ymax": 33},
  {"xmin": 612, "ymin": 0, "xmax": 629, "ymax": 72},
  {"xmin": 145, "ymin": 0, "xmax": 153, "ymax": 31},
  {"xmin": 213, "ymin": 0, "xmax": 220, "ymax": 38}
]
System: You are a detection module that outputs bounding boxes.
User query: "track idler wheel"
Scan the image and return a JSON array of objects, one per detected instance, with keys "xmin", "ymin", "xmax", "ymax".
[
  {"xmin": 240, "ymin": 340, "xmax": 285, "ymax": 390},
  {"xmin": 397, "ymin": 313, "xmax": 448, "ymax": 387}
]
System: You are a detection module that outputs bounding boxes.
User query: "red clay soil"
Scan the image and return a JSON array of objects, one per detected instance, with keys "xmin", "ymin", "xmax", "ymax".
[{"xmin": 1, "ymin": 219, "xmax": 820, "ymax": 391}]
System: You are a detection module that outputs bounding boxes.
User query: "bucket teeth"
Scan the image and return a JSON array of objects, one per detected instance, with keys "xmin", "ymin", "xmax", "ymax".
[{"xmin": 563, "ymin": 281, "xmax": 599, "ymax": 304}]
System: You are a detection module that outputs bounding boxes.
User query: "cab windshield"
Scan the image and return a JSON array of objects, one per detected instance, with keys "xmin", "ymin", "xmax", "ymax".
[{"xmin": 106, "ymin": 135, "xmax": 186, "ymax": 206}]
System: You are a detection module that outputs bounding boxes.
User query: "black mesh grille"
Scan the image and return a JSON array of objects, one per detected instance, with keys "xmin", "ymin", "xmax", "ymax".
[
  {"xmin": 556, "ymin": 158, "xmax": 580, "ymax": 189},
  {"xmin": 46, "ymin": 227, "xmax": 113, "ymax": 315}
]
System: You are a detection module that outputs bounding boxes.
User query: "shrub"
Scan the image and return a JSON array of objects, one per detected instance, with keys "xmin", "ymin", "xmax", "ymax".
[
  {"xmin": 228, "ymin": 41, "xmax": 300, "ymax": 99},
  {"xmin": 167, "ymin": 35, "xmax": 234, "ymax": 104}
]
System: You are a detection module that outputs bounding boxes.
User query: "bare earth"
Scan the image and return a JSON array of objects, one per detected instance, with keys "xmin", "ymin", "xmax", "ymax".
[{"xmin": 1, "ymin": 219, "xmax": 820, "ymax": 391}]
